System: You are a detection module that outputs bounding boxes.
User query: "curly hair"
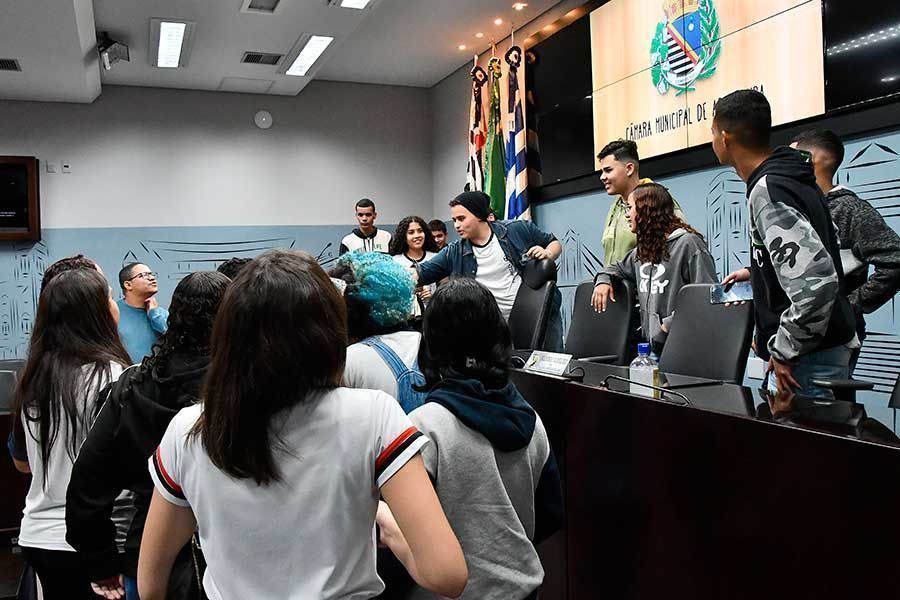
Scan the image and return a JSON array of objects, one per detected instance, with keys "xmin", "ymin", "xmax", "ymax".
[
  {"xmin": 141, "ymin": 271, "xmax": 230, "ymax": 374},
  {"xmin": 632, "ymin": 182, "xmax": 703, "ymax": 264},
  {"xmin": 329, "ymin": 252, "xmax": 414, "ymax": 341},
  {"xmin": 389, "ymin": 216, "xmax": 439, "ymax": 256}
]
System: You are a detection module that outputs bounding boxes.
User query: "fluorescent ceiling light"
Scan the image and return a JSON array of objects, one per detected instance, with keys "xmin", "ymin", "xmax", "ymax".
[
  {"xmin": 286, "ymin": 35, "xmax": 333, "ymax": 76},
  {"xmin": 340, "ymin": 0, "xmax": 372, "ymax": 8},
  {"xmin": 149, "ymin": 19, "xmax": 194, "ymax": 68},
  {"xmin": 157, "ymin": 22, "xmax": 186, "ymax": 67}
]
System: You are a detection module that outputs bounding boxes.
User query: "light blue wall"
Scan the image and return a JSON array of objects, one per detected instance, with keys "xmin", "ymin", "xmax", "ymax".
[
  {"xmin": 0, "ymin": 225, "xmax": 356, "ymax": 359},
  {"xmin": 534, "ymin": 129, "xmax": 900, "ymax": 415}
]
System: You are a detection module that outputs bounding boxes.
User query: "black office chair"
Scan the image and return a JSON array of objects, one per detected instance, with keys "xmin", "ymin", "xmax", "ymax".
[
  {"xmin": 0, "ymin": 359, "xmax": 24, "ymax": 412},
  {"xmin": 508, "ymin": 259, "xmax": 557, "ymax": 351},
  {"xmin": 564, "ymin": 279, "xmax": 636, "ymax": 365},
  {"xmin": 890, "ymin": 372, "xmax": 900, "ymax": 409},
  {"xmin": 658, "ymin": 283, "xmax": 754, "ymax": 383}
]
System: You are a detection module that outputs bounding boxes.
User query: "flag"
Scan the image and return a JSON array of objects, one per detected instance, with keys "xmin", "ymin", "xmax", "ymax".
[
  {"xmin": 504, "ymin": 46, "xmax": 529, "ymax": 220},
  {"xmin": 525, "ymin": 49, "xmax": 543, "ymax": 190},
  {"xmin": 466, "ymin": 63, "xmax": 488, "ymax": 192},
  {"xmin": 483, "ymin": 56, "xmax": 506, "ymax": 218}
]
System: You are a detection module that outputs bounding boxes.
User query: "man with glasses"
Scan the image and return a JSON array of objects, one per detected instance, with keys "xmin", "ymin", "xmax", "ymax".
[{"xmin": 116, "ymin": 263, "xmax": 168, "ymax": 363}]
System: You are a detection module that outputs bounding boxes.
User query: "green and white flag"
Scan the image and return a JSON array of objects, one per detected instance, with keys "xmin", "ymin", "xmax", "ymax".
[{"xmin": 483, "ymin": 56, "xmax": 506, "ymax": 218}]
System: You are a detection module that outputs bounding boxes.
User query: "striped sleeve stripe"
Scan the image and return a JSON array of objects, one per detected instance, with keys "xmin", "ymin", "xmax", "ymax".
[
  {"xmin": 375, "ymin": 427, "xmax": 426, "ymax": 486},
  {"xmin": 151, "ymin": 447, "xmax": 187, "ymax": 503}
]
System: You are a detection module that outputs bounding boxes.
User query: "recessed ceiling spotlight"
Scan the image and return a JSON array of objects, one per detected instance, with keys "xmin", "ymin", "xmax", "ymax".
[
  {"xmin": 475, "ymin": 32, "xmax": 484, "ymax": 39},
  {"xmin": 494, "ymin": 17, "xmax": 503, "ymax": 26},
  {"xmin": 458, "ymin": 44, "xmax": 467, "ymax": 51},
  {"xmin": 513, "ymin": 3, "xmax": 528, "ymax": 10}
]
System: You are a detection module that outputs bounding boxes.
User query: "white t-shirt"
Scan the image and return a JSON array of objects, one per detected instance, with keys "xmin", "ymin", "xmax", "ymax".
[
  {"xmin": 149, "ymin": 388, "xmax": 428, "ymax": 600},
  {"xmin": 472, "ymin": 234, "xmax": 522, "ymax": 319},
  {"xmin": 18, "ymin": 362, "xmax": 125, "ymax": 552},
  {"xmin": 392, "ymin": 253, "xmax": 436, "ymax": 317},
  {"xmin": 344, "ymin": 331, "xmax": 423, "ymax": 399}
]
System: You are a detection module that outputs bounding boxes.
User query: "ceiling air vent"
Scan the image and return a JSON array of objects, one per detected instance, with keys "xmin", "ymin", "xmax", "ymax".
[
  {"xmin": 240, "ymin": 0, "xmax": 281, "ymax": 14},
  {"xmin": 242, "ymin": 52, "xmax": 283, "ymax": 66},
  {"xmin": 0, "ymin": 58, "xmax": 22, "ymax": 72}
]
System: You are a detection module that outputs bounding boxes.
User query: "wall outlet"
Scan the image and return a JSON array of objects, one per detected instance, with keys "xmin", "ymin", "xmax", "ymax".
[
  {"xmin": 61, "ymin": 162, "xmax": 72, "ymax": 174},
  {"xmin": 45, "ymin": 160, "xmax": 58, "ymax": 174}
]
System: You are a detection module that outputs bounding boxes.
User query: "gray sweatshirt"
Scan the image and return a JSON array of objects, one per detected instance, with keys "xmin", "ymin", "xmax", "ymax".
[
  {"xmin": 408, "ymin": 402, "xmax": 554, "ymax": 600},
  {"xmin": 594, "ymin": 229, "xmax": 718, "ymax": 345}
]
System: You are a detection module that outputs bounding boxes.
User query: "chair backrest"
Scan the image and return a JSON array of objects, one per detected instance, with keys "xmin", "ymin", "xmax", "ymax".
[
  {"xmin": 509, "ymin": 280, "xmax": 556, "ymax": 351},
  {"xmin": 889, "ymin": 372, "xmax": 900, "ymax": 409},
  {"xmin": 659, "ymin": 284, "xmax": 754, "ymax": 383},
  {"xmin": 521, "ymin": 257, "xmax": 558, "ymax": 289},
  {"xmin": 0, "ymin": 359, "xmax": 24, "ymax": 413},
  {"xmin": 565, "ymin": 279, "xmax": 636, "ymax": 365}
]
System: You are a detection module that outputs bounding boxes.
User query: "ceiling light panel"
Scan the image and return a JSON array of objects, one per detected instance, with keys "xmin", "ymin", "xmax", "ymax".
[
  {"xmin": 149, "ymin": 19, "xmax": 196, "ymax": 69},
  {"xmin": 283, "ymin": 35, "xmax": 334, "ymax": 77},
  {"xmin": 340, "ymin": 0, "xmax": 372, "ymax": 8}
]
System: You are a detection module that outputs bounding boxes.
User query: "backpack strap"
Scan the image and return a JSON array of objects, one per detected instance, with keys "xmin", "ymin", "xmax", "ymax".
[{"xmin": 360, "ymin": 336, "xmax": 408, "ymax": 380}]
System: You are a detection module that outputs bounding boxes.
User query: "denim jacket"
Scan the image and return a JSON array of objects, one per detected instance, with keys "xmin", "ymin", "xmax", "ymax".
[
  {"xmin": 418, "ymin": 220, "xmax": 563, "ymax": 351},
  {"xmin": 417, "ymin": 220, "xmax": 557, "ymax": 285}
]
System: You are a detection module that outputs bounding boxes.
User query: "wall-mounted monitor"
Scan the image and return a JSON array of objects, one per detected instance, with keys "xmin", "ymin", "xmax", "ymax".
[{"xmin": 0, "ymin": 157, "xmax": 40, "ymax": 241}]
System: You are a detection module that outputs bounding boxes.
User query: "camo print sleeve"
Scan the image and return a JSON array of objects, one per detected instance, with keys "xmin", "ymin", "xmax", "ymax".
[{"xmin": 750, "ymin": 179, "xmax": 840, "ymax": 364}]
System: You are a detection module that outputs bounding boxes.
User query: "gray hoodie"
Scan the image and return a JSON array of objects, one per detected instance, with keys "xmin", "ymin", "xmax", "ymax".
[{"xmin": 594, "ymin": 229, "xmax": 717, "ymax": 345}]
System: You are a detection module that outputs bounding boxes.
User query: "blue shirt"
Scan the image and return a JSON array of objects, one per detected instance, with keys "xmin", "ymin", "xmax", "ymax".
[{"xmin": 116, "ymin": 299, "xmax": 168, "ymax": 363}]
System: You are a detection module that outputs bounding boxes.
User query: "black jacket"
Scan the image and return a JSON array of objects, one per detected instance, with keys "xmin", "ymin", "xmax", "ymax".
[
  {"xmin": 746, "ymin": 147, "xmax": 855, "ymax": 363},
  {"xmin": 65, "ymin": 353, "xmax": 208, "ymax": 581},
  {"xmin": 826, "ymin": 186, "xmax": 900, "ymax": 337}
]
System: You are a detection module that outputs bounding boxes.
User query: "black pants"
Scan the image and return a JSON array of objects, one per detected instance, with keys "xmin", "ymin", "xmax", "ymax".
[{"xmin": 20, "ymin": 546, "xmax": 97, "ymax": 600}]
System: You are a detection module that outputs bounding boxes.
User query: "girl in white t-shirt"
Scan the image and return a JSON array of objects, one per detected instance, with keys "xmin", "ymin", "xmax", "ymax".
[
  {"xmin": 12, "ymin": 267, "xmax": 131, "ymax": 599},
  {"xmin": 138, "ymin": 250, "xmax": 467, "ymax": 600},
  {"xmin": 390, "ymin": 216, "xmax": 440, "ymax": 317}
]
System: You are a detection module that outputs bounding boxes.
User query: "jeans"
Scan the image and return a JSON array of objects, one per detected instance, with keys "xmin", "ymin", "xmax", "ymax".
[
  {"xmin": 124, "ymin": 576, "xmax": 140, "ymax": 600},
  {"xmin": 791, "ymin": 345, "xmax": 852, "ymax": 399}
]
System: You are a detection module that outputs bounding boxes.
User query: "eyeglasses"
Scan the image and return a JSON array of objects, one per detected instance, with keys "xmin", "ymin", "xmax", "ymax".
[{"xmin": 127, "ymin": 271, "xmax": 157, "ymax": 282}]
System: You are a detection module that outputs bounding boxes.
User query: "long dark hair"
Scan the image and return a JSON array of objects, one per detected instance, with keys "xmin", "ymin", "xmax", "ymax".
[
  {"xmin": 418, "ymin": 278, "xmax": 511, "ymax": 391},
  {"xmin": 13, "ymin": 269, "xmax": 131, "ymax": 484},
  {"xmin": 389, "ymin": 216, "xmax": 439, "ymax": 256},
  {"xmin": 632, "ymin": 182, "xmax": 703, "ymax": 264},
  {"xmin": 141, "ymin": 271, "xmax": 230, "ymax": 375},
  {"xmin": 192, "ymin": 250, "xmax": 347, "ymax": 485}
]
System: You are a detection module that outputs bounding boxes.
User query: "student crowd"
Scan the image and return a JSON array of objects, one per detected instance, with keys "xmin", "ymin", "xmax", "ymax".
[{"xmin": 7, "ymin": 89, "xmax": 900, "ymax": 599}]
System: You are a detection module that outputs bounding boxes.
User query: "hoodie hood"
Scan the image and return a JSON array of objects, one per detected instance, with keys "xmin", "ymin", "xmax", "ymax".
[
  {"xmin": 746, "ymin": 146, "xmax": 817, "ymax": 197},
  {"xmin": 133, "ymin": 352, "xmax": 209, "ymax": 411},
  {"xmin": 426, "ymin": 378, "xmax": 536, "ymax": 452}
]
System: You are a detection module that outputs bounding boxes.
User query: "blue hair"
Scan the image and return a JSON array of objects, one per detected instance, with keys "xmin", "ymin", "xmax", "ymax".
[{"xmin": 338, "ymin": 252, "xmax": 414, "ymax": 329}]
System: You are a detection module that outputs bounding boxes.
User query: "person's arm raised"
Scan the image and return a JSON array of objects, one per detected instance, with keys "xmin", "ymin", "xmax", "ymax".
[{"xmin": 380, "ymin": 454, "xmax": 467, "ymax": 598}]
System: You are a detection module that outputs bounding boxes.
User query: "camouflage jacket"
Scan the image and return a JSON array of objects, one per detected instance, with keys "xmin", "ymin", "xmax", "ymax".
[{"xmin": 746, "ymin": 147, "xmax": 856, "ymax": 364}]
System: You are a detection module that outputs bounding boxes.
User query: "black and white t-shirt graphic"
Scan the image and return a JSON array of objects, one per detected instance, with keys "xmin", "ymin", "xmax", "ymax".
[{"xmin": 639, "ymin": 263, "xmax": 670, "ymax": 295}]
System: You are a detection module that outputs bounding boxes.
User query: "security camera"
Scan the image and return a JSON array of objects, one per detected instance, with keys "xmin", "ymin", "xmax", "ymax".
[{"xmin": 97, "ymin": 32, "xmax": 130, "ymax": 71}]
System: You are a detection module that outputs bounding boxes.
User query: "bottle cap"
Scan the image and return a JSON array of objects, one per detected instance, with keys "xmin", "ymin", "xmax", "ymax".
[{"xmin": 637, "ymin": 343, "xmax": 650, "ymax": 355}]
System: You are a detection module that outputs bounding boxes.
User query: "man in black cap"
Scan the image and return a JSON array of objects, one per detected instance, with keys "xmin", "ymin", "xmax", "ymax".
[{"xmin": 416, "ymin": 191, "xmax": 563, "ymax": 350}]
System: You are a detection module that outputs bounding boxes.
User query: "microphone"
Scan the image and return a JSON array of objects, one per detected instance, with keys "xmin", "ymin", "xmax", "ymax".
[{"xmin": 599, "ymin": 374, "xmax": 692, "ymax": 406}]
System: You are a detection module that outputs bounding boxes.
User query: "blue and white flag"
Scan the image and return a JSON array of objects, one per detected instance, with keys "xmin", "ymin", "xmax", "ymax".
[{"xmin": 503, "ymin": 46, "xmax": 529, "ymax": 220}]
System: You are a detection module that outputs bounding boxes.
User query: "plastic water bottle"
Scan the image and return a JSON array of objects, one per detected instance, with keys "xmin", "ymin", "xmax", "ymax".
[{"xmin": 629, "ymin": 343, "xmax": 660, "ymax": 398}]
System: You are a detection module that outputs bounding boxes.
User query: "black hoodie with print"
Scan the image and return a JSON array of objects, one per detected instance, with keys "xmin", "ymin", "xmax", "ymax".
[
  {"xmin": 745, "ymin": 146, "xmax": 855, "ymax": 363},
  {"xmin": 65, "ymin": 353, "xmax": 208, "ymax": 586}
]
